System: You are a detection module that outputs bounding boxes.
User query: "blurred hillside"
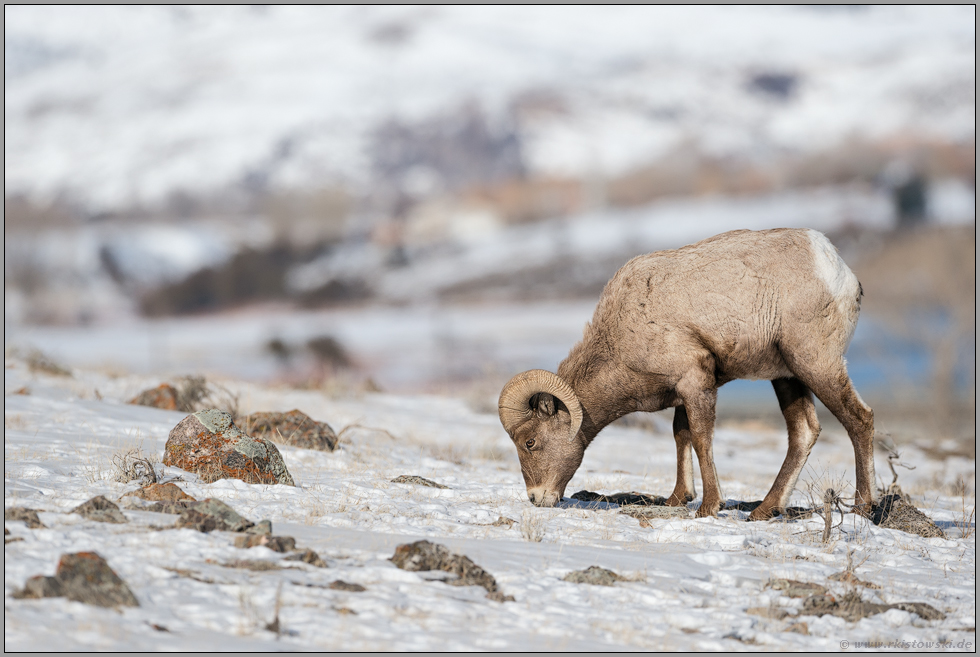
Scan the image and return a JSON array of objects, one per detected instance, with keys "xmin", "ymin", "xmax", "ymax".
[{"xmin": 4, "ymin": 6, "xmax": 976, "ymax": 436}]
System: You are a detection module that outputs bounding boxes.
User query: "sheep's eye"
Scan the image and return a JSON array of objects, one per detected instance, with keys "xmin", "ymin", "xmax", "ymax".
[{"xmin": 525, "ymin": 438, "xmax": 535, "ymax": 450}]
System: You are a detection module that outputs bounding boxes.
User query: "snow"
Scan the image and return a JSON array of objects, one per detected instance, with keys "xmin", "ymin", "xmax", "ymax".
[{"xmin": 4, "ymin": 356, "xmax": 975, "ymax": 650}]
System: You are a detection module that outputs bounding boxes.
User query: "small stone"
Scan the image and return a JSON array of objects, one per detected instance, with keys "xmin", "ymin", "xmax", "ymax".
[
  {"xmin": 12, "ymin": 575, "xmax": 64, "ymax": 599},
  {"xmin": 122, "ymin": 482, "xmax": 196, "ymax": 504},
  {"xmin": 55, "ymin": 552, "xmax": 139, "ymax": 608},
  {"xmin": 746, "ymin": 606, "xmax": 790, "ymax": 620},
  {"xmin": 768, "ymin": 578, "xmax": 827, "ymax": 598},
  {"xmin": 240, "ymin": 410, "xmax": 339, "ymax": 452},
  {"xmin": 490, "ymin": 516, "xmax": 516, "ymax": 527},
  {"xmin": 163, "ymin": 409, "xmax": 295, "ymax": 486},
  {"xmin": 222, "ymin": 559, "xmax": 281, "ymax": 571},
  {"xmin": 246, "ymin": 520, "xmax": 273, "ymax": 535},
  {"xmin": 72, "ymin": 496, "xmax": 128, "ymax": 524},
  {"xmin": 620, "ymin": 506, "xmax": 692, "ymax": 521},
  {"xmin": 175, "ymin": 498, "xmax": 254, "ymax": 533},
  {"xmin": 390, "ymin": 540, "xmax": 508, "ymax": 601},
  {"xmin": 233, "ymin": 534, "xmax": 296, "ymax": 553},
  {"xmin": 285, "ymin": 549, "xmax": 328, "ymax": 568},
  {"xmin": 390, "ymin": 475, "xmax": 449, "ymax": 489},
  {"xmin": 329, "ymin": 580, "xmax": 366, "ymax": 592},
  {"xmin": 4, "ymin": 507, "xmax": 45, "ymax": 529},
  {"xmin": 562, "ymin": 566, "xmax": 622, "ymax": 586},
  {"xmin": 785, "ymin": 622, "xmax": 809, "ymax": 635},
  {"xmin": 829, "ymin": 571, "xmax": 880, "ymax": 589},
  {"xmin": 129, "ymin": 384, "xmax": 179, "ymax": 411}
]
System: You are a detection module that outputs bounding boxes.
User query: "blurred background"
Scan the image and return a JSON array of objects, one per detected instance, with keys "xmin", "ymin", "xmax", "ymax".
[{"xmin": 4, "ymin": 6, "xmax": 975, "ymax": 449}]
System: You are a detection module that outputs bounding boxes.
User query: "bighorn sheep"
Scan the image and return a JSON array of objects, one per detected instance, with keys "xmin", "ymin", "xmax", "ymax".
[{"xmin": 498, "ymin": 228, "xmax": 876, "ymax": 519}]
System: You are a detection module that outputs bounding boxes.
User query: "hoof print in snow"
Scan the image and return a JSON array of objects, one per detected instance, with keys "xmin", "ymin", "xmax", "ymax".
[
  {"xmin": 801, "ymin": 591, "xmax": 945, "ymax": 622},
  {"xmin": 234, "ymin": 534, "xmax": 296, "ymax": 553},
  {"xmin": 285, "ymin": 549, "xmax": 328, "ymax": 567},
  {"xmin": 329, "ymin": 580, "xmax": 366, "ymax": 592},
  {"xmin": 767, "ymin": 579, "xmax": 827, "ymax": 599},
  {"xmin": 163, "ymin": 409, "xmax": 296, "ymax": 486},
  {"xmin": 571, "ymin": 490, "xmax": 667, "ymax": 506},
  {"xmin": 390, "ymin": 475, "xmax": 449, "ymax": 489},
  {"xmin": 175, "ymin": 498, "xmax": 254, "ymax": 533},
  {"xmin": 390, "ymin": 540, "xmax": 512, "ymax": 602},
  {"xmin": 241, "ymin": 409, "xmax": 339, "ymax": 452},
  {"xmin": 72, "ymin": 496, "xmax": 128, "ymax": 524},
  {"xmin": 5, "ymin": 507, "xmax": 46, "ymax": 529},
  {"xmin": 129, "ymin": 383, "xmax": 180, "ymax": 410},
  {"xmin": 562, "ymin": 566, "xmax": 622, "ymax": 586},
  {"xmin": 14, "ymin": 552, "xmax": 139, "ymax": 608},
  {"xmin": 871, "ymin": 495, "xmax": 946, "ymax": 539}
]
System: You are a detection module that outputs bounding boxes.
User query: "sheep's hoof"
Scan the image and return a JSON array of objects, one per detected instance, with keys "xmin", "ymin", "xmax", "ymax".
[
  {"xmin": 694, "ymin": 501, "xmax": 721, "ymax": 518},
  {"xmin": 747, "ymin": 505, "xmax": 777, "ymax": 522},
  {"xmin": 665, "ymin": 492, "xmax": 694, "ymax": 507}
]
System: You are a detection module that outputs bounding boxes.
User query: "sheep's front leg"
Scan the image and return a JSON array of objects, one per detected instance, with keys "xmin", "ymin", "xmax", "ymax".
[
  {"xmin": 666, "ymin": 405, "xmax": 696, "ymax": 506},
  {"xmin": 676, "ymin": 365, "xmax": 724, "ymax": 518}
]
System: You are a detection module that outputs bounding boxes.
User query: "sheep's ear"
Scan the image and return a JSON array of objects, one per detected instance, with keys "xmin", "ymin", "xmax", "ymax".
[{"xmin": 532, "ymin": 393, "xmax": 556, "ymax": 417}]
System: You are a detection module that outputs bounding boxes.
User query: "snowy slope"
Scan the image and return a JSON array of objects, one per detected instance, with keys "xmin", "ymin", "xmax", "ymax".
[
  {"xmin": 5, "ymin": 5, "xmax": 975, "ymax": 211},
  {"xmin": 4, "ymin": 358, "xmax": 975, "ymax": 650}
]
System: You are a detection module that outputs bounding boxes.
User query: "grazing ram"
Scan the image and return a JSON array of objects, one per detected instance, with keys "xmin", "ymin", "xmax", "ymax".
[{"xmin": 498, "ymin": 228, "xmax": 876, "ymax": 519}]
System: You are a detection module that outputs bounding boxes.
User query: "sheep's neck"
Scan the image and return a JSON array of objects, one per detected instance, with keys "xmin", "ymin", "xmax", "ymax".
[{"xmin": 558, "ymin": 357, "xmax": 644, "ymax": 446}]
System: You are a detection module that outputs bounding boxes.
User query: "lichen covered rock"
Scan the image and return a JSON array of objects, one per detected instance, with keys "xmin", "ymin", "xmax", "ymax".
[
  {"xmin": 163, "ymin": 409, "xmax": 295, "ymax": 486},
  {"xmin": 240, "ymin": 409, "xmax": 338, "ymax": 452}
]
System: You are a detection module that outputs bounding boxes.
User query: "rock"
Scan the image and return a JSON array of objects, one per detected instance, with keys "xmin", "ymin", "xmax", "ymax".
[
  {"xmin": 233, "ymin": 534, "xmax": 296, "ymax": 553},
  {"xmin": 12, "ymin": 575, "xmax": 64, "ymax": 599},
  {"xmin": 13, "ymin": 552, "xmax": 138, "ymax": 608},
  {"xmin": 329, "ymin": 580, "xmax": 366, "ymax": 592},
  {"xmin": 285, "ymin": 549, "xmax": 328, "ymax": 568},
  {"xmin": 72, "ymin": 496, "xmax": 128, "ymax": 524},
  {"xmin": 785, "ymin": 622, "xmax": 809, "ymax": 635},
  {"xmin": 491, "ymin": 516, "xmax": 517, "ymax": 527},
  {"xmin": 571, "ymin": 490, "xmax": 667, "ymax": 506},
  {"xmin": 175, "ymin": 498, "xmax": 254, "ymax": 533},
  {"xmin": 562, "ymin": 566, "xmax": 622, "ymax": 586},
  {"xmin": 222, "ymin": 559, "xmax": 281, "ymax": 571},
  {"xmin": 240, "ymin": 410, "xmax": 339, "ymax": 452},
  {"xmin": 620, "ymin": 506, "xmax": 692, "ymax": 522},
  {"xmin": 122, "ymin": 482, "xmax": 196, "ymax": 503},
  {"xmin": 390, "ymin": 540, "xmax": 512, "ymax": 602},
  {"xmin": 872, "ymin": 495, "xmax": 946, "ymax": 539},
  {"xmin": 246, "ymin": 520, "xmax": 273, "ymax": 535},
  {"xmin": 163, "ymin": 409, "xmax": 295, "ymax": 486},
  {"xmin": 129, "ymin": 384, "xmax": 179, "ymax": 411},
  {"xmin": 829, "ymin": 571, "xmax": 880, "ymax": 589},
  {"xmin": 746, "ymin": 606, "xmax": 790, "ymax": 620},
  {"xmin": 767, "ymin": 579, "xmax": 827, "ymax": 598},
  {"xmin": 800, "ymin": 592, "xmax": 945, "ymax": 623},
  {"xmin": 285, "ymin": 549, "xmax": 327, "ymax": 567},
  {"xmin": 390, "ymin": 475, "xmax": 449, "ymax": 489},
  {"xmin": 4, "ymin": 507, "xmax": 45, "ymax": 529}
]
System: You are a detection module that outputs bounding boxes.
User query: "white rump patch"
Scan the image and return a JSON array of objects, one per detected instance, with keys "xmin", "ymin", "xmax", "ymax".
[{"xmin": 807, "ymin": 230, "xmax": 861, "ymax": 337}]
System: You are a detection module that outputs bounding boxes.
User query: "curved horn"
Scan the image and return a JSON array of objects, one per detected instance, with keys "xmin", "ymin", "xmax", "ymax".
[{"xmin": 498, "ymin": 369, "xmax": 583, "ymax": 442}]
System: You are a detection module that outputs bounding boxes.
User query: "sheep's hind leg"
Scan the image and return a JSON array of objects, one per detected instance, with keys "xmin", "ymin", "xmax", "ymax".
[
  {"xmin": 748, "ymin": 378, "xmax": 820, "ymax": 521},
  {"xmin": 666, "ymin": 405, "xmax": 696, "ymax": 507},
  {"xmin": 792, "ymin": 360, "xmax": 876, "ymax": 516}
]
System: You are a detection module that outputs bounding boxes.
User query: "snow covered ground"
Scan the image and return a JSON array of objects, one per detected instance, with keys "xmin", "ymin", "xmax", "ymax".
[{"xmin": 4, "ymin": 355, "xmax": 975, "ymax": 650}]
